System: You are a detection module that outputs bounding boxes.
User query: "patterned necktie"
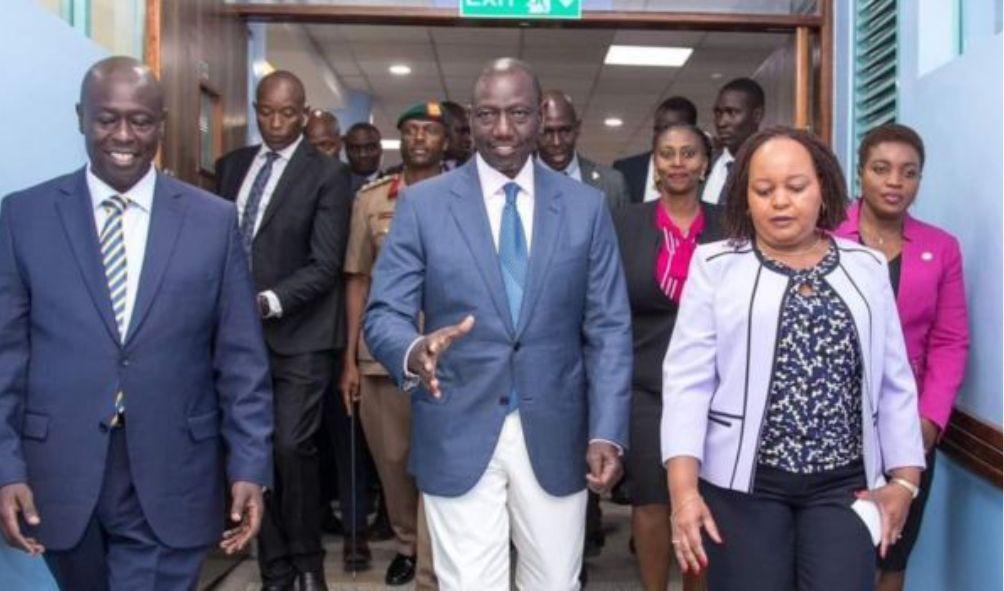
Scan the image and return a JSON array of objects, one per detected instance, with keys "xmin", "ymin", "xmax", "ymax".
[
  {"xmin": 499, "ymin": 182, "xmax": 528, "ymax": 412},
  {"xmin": 240, "ymin": 151, "xmax": 280, "ymax": 257},
  {"xmin": 99, "ymin": 195, "xmax": 129, "ymax": 422}
]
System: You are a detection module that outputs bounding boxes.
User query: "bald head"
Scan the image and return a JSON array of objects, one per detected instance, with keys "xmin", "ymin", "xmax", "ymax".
[
  {"xmin": 254, "ymin": 70, "xmax": 308, "ymax": 151},
  {"xmin": 304, "ymin": 110, "xmax": 342, "ymax": 157},
  {"xmin": 538, "ymin": 89, "xmax": 580, "ymax": 172},
  {"xmin": 77, "ymin": 56, "xmax": 165, "ymax": 193}
]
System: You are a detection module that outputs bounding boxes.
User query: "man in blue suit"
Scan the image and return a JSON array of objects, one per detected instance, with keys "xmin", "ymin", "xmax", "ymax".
[
  {"xmin": 0, "ymin": 57, "xmax": 273, "ymax": 590},
  {"xmin": 364, "ymin": 58, "xmax": 631, "ymax": 590}
]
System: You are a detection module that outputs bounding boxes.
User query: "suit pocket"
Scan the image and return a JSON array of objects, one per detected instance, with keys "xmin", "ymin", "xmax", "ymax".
[
  {"xmin": 21, "ymin": 412, "xmax": 50, "ymax": 441},
  {"xmin": 187, "ymin": 410, "xmax": 221, "ymax": 442}
]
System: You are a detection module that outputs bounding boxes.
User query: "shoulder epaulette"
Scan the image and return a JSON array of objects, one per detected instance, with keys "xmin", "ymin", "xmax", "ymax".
[{"xmin": 359, "ymin": 174, "xmax": 396, "ymax": 193}]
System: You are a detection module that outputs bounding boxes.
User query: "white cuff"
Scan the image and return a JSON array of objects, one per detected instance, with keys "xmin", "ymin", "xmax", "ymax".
[
  {"xmin": 260, "ymin": 290, "xmax": 283, "ymax": 319},
  {"xmin": 589, "ymin": 438, "xmax": 624, "ymax": 456},
  {"xmin": 401, "ymin": 336, "xmax": 423, "ymax": 391}
]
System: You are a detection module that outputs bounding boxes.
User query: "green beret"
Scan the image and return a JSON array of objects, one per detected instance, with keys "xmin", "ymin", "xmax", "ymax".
[{"xmin": 397, "ymin": 101, "xmax": 446, "ymax": 129}]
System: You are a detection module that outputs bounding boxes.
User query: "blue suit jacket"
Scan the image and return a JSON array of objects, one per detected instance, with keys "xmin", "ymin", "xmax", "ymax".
[
  {"xmin": 0, "ymin": 169, "xmax": 273, "ymax": 550},
  {"xmin": 363, "ymin": 159, "xmax": 631, "ymax": 497}
]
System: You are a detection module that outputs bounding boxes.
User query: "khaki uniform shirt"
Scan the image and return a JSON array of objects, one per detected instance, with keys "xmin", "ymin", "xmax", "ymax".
[{"xmin": 345, "ymin": 174, "xmax": 404, "ymax": 376}]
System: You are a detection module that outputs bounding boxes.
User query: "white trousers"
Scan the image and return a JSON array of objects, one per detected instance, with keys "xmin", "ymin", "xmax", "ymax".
[{"xmin": 422, "ymin": 412, "xmax": 587, "ymax": 591}]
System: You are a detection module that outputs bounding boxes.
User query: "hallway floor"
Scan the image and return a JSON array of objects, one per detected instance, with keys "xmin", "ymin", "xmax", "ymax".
[{"xmin": 209, "ymin": 502, "xmax": 685, "ymax": 590}]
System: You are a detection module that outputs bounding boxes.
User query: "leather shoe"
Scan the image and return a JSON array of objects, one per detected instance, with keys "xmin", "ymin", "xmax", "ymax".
[
  {"xmin": 294, "ymin": 571, "xmax": 328, "ymax": 591},
  {"xmin": 385, "ymin": 553, "xmax": 416, "ymax": 586},
  {"xmin": 343, "ymin": 538, "xmax": 372, "ymax": 572}
]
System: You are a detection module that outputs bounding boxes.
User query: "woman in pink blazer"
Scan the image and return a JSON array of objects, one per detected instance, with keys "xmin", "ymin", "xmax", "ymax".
[{"xmin": 834, "ymin": 123, "xmax": 970, "ymax": 591}]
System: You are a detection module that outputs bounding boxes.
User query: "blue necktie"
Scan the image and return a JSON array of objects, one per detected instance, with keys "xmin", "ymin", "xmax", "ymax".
[
  {"xmin": 240, "ymin": 151, "xmax": 280, "ymax": 257},
  {"xmin": 499, "ymin": 182, "xmax": 528, "ymax": 412}
]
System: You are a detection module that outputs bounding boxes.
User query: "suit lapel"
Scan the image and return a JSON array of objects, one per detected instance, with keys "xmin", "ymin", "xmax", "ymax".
[
  {"xmin": 257, "ymin": 142, "xmax": 310, "ymax": 236},
  {"xmin": 222, "ymin": 147, "xmax": 257, "ymax": 201},
  {"xmin": 55, "ymin": 170, "xmax": 121, "ymax": 344},
  {"xmin": 448, "ymin": 163, "xmax": 515, "ymax": 336},
  {"xmin": 515, "ymin": 164, "xmax": 563, "ymax": 339},
  {"xmin": 124, "ymin": 175, "xmax": 187, "ymax": 345}
]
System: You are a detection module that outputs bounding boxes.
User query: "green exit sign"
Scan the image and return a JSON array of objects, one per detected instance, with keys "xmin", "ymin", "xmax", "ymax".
[{"xmin": 460, "ymin": 0, "xmax": 582, "ymax": 20}]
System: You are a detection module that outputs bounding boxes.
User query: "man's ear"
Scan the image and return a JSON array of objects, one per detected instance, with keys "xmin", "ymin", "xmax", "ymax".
[{"xmin": 753, "ymin": 106, "xmax": 765, "ymax": 126}]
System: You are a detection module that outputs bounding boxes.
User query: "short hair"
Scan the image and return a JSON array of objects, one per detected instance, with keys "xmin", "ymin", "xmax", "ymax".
[
  {"xmin": 655, "ymin": 96, "xmax": 698, "ymax": 125},
  {"xmin": 654, "ymin": 123, "xmax": 713, "ymax": 165},
  {"xmin": 719, "ymin": 77, "xmax": 765, "ymax": 111},
  {"xmin": 722, "ymin": 127, "xmax": 848, "ymax": 243},
  {"xmin": 857, "ymin": 123, "xmax": 926, "ymax": 170},
  {"xmin": 345, "ymin": 122, "xmax": 380, "ymax": 139},
  {"xmin": 473, "ymin": 58, "xmax": 542, "ymax": 105},
  {"xmin": 441, "ymin": 100, "xmax": 468, "ymax": 123}
]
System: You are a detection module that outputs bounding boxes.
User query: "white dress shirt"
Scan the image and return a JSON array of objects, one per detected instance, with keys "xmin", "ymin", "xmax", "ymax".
[
  {"xmin": 643, "ymin": 155, "xmax": 661, "ymax": 202},
  {"xmin": 234, "ymin": 135, "xmax": 303, "ymax": 317},
  {"xmin": 700, "ymin": 148, "xmax": 734, "ymax": 204},
  {"xmin": 477, "ymin": 153, "xmax": 535, "ymax": 251},
  {"xmin": 87, "ymin": 163, "xmax": 156, "ymax": 340},
  {"xmin": 537, "ymin": 152, "xmax": 581, "ymax": 182},
  {"xmin": 235, "ymin": 135, "xmax": 303, "ymax": 237}
]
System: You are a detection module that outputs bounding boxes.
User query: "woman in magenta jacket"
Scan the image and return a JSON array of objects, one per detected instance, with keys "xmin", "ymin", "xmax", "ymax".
[{"xmin": 834, "ymin": 123, "xmax": 970, "ymax": 591}]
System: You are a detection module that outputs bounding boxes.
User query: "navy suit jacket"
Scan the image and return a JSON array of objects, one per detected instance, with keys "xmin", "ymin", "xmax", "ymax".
[
  {"xmin": 612, "ymin": 151, "xmax": 650, "ymax": 204},
  {"xmin": 363, "ymin": 159, "xmax": 632, "ymax": 497},
  {"xmin": 0, "ymin": 169, "xmax": 273, "ymax": 550}
]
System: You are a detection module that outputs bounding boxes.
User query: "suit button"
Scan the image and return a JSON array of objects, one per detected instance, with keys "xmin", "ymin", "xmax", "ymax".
[
  {"xmin": 120, "ymin": 358, "xmax": 130, "ymax": 367},
  {"xmin": 499, "ymin": 396, "xmax": 509, "ymax": 406},
  {"xmin": 513, "ymin": 342, "xmax": 521, "ymax": 352}
]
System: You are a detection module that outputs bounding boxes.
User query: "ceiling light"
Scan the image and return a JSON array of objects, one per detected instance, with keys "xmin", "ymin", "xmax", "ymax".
[
  {"xmin": 604, "ymin": 45, "xmax": 693, "ymax": 67},
  {"xmin": 711, "ymin": 72, "xmax": 723, "ymax": 79},
  {"xmin": 389, "ymin": 64, "xmax": 412, "ymax": 76},
  {"xmin": 604, "ymin": 117, "xmax": 624, "ymax": 128},
  {"xmin": 381, "ymin": 139, "xmax": 401, "ymax": 151}
]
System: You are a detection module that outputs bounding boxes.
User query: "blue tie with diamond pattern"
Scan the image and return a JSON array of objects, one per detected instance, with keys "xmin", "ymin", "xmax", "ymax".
[{"xmin": 499, "ymin": 182, "xmax": 528, "ymax": 412}]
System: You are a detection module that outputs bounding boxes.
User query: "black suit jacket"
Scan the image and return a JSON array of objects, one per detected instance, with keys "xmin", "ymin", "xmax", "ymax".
[
  {"xmin": 612, "ymin": 151, "xmax": 651, "ymax": 204},
  {"xmin": 612, "ymin": 200, "xmax": 724, "ymax": 395},
  {"xmin": 215, "ymin": 141, "xmax": 352, "ymax": 354}
]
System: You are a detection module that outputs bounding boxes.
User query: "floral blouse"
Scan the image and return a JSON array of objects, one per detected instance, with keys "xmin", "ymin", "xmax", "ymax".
[{"xmin": 756, "ymin": 242, "xmax": 865, "ymax": 474}]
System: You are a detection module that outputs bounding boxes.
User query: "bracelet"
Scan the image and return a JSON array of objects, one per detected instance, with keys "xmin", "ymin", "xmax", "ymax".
[{"xmin": 890, "ymin": 477, "xmax": 920, "ymax": 499}]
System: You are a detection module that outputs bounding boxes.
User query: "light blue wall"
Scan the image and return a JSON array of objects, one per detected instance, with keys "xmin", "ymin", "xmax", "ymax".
[
  {"xmin": 847, "ymin": 2, "xmax": 1002, "ymax": 590},
  {"xmin": 0, "ymin": 1, "xmax": 106, "ymax": 588}
]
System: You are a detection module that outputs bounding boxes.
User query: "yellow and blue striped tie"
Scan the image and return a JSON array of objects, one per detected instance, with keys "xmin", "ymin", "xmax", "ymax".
[{"xmin": 100, "ymin": 195, "xmax": 129, "ymax": 421}]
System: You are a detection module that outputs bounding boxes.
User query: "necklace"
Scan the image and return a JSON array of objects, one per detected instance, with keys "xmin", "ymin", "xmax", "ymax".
[{"xmin": 758, "ymin": 233, "xmax": 825, "ymax": 265}]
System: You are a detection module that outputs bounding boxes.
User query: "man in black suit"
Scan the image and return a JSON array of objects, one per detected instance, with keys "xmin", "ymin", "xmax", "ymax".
[
  {"xmin": 700, "ymin": 77, "xmax": 764, "ymax": 205},
  {"xmin": 613, "ymin": 96, "xmax": 698, "ymax": 204},
  {"xmin": 344, "ymin": 123, "xmax": 383, "ymax": 194},
  {"xmin": 215, "ymin": 70, "xmax": 352, "ymax": 591}
]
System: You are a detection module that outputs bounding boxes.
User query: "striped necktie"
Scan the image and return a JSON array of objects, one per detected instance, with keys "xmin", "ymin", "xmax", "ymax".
[
  {"xmin": 240, "ymin": 151, "xmax": 280, "ymax": 257},
  {"xmin": 99, "ymin": 195, "xmax": 129, "ymax": 423}
]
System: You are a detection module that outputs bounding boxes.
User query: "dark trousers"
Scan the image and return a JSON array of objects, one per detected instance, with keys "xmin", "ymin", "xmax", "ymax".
[
  {"xmin": 257, "ymin": 350, "xmax": 332, "ymax": 583},
  {"xmin": 320, "ymin": 353, "xmax": 371, "ymax": 534},
  {"xmin": 44, "ymin": 428, "xmax": 209, "ymax": 591},
  {"xmin": 700, "ymin": 461, "xmax": 875, "ymax": 591}
]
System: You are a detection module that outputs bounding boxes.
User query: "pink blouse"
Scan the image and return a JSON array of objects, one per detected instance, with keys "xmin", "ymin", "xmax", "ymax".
[{"xmin": 655, "ymin": 204, "xmax": 705, "ymax": 302}]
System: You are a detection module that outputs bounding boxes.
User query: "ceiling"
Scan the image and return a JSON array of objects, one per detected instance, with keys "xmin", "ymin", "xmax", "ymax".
[{"xmin": 267, "ymin": 24, "xmax": 792, "ymax": 163}]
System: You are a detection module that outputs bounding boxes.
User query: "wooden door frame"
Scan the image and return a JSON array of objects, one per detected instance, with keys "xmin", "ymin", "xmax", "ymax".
[{"xmin": 226, "ymin": 0, "xmax": 833, "ymax": 142}]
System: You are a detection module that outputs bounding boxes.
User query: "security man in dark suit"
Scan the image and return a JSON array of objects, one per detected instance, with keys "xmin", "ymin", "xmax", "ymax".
[
  {"xmin": 215, "ymin": 71, "xmax": 353, "ymax": 591},
  {"xmin": 613, "ymin": 96, "xmax": 698, "ymax": 204}
]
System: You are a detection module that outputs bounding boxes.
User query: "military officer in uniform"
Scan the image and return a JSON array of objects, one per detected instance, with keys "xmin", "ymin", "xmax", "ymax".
[{"xmin": 340, "ymin": 102, "xmax": 448, "ymax": 589}]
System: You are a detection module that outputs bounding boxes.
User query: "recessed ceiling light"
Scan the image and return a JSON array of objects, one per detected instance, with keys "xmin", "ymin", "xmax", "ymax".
[
  {"xmin": 389, "ymin": 64, "xmax": 411, "ymax": 76},
  {"xmin": 381, "ymin": 139, "xmax": 401, "ymax": 150},
  {"xmin": 604, "ymin": 117, "xmax": 624, "ymax": 128},
  {"xmin": 711, "ymin": 72, "xmax": 723, "ymax": 79},
  {"xmin": 604, "ymin": 45, "xmax": 693, "ymax": 67}
]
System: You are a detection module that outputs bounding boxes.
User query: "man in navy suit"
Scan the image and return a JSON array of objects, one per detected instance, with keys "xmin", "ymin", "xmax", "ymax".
[
  {"xmin": 0, "ymin": 56, "xmax": 273, "ymax": 590},
  {"xmin": 364, "ymin": 58, "xmax": 631, "ymax": 590}
]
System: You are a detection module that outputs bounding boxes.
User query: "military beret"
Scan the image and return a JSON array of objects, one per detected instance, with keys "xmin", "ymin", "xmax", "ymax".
[{"xmin": 397, "ymin": 101, "xmax": 446, "ymax": 129}]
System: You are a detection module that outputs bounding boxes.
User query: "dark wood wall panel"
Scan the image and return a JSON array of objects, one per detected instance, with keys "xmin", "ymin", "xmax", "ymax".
[
  {"xmin": 941, "ymin": 409, "xmax": 1003, "ymax": 488},
  {"xmin": 154, "ymin": 0, "xmax": 248, "ymax": 190}
]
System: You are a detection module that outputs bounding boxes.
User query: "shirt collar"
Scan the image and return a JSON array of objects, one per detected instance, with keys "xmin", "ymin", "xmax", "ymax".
[
  {"xmin": 536, "ymin": 152, "xmax": 580, "ymax": 179},
  {"xmin": 86, "ymin": 163, "xmax": 156, "ymax": 213},
  {"xmin": 475, "ymin": 152, "xmax": 535, "ymax": 200},
  {"xmin": 258, "ymin": 134, "xmax": 303, "ymax": 162}
]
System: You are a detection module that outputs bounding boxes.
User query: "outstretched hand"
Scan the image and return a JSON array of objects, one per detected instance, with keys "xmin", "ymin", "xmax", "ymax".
[{"xmin": 407, "ymin": 315, "xmax": 475, "ymax": 397}]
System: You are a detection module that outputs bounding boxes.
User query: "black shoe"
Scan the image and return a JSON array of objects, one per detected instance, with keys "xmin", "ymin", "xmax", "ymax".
[
  {"xmin": 343, "ymin": 538, "xmax": 372, "ymax": 573},
  {"xmin": 294, "ymin": 571, "xmax": 328, "ymax": 591},
  {"xmin": 368, "ymin": 503, "xmax": 394, "ymax": 542},
  {"xmin": 261, "ymin": 583, "xmax": 294, "ymax": 591},
  {"xmin": 385, "ymin": 553, "xmax": 416, "ymax": 586},
  {"xmin": 583, "ymin": 529, "xmax": 605, "ymax": 558}
]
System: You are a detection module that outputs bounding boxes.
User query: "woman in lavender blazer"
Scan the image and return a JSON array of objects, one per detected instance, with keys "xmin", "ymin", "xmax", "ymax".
[
  {"xmin": 834, "ymin": 123, "xmax": 969, "ymax": 591},
  {"xmin": 661, "ymin": 128, "xmax": 925, "ymax": 591}
]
